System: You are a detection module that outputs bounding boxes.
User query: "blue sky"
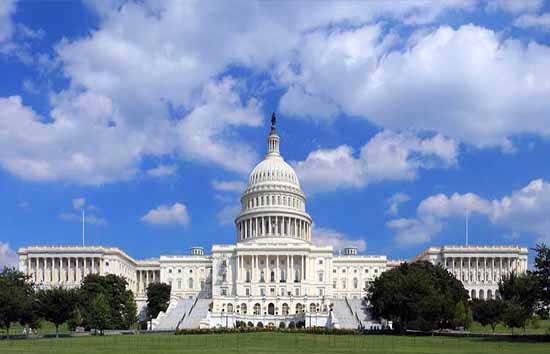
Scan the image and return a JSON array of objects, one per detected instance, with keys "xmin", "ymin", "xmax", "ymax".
[{"xmin": 2, "ymin": 0, "xmax": 550, "ymax": 266}]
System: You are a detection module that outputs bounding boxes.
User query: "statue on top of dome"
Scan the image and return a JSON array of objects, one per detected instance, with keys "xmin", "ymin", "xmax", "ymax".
[{"xmin": 271, "ymin": 112, "xmax": 277, "ymax": 133}]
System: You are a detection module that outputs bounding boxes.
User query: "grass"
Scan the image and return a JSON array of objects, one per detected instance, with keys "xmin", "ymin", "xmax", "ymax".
[
  {"xmin": 469, "ymin": 319, "xmax": 550, "ymax": 335},
  {"xmin": 0, "ymin": 332, "xmax": 549, "ymax": 354},
  {"xmin": 0, "ymin": 322, "xmax": 69, "ymax": 336}
]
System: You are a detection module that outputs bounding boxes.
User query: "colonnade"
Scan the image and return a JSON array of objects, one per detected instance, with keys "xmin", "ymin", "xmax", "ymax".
[
  {"xmin": 136, "ymin": 269, "xmax": 161, "ymax": 294},
  {"xmin": 26, "ymin": 256, "xmax": 103, "ymax": 284},
  {"xmin": 235, "ymin": 254, "xmax": 308, "ymax": 284},
  {"xmin": 444, "ymin": 256, "xmax": 525, "ymax": 283},
  {"xmin": 237, "ymin": 216, "xmax": 311, "ymax": 241}
]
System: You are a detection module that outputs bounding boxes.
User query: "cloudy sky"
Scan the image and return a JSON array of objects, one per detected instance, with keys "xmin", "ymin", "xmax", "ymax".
[{"xmin": 2, "ymin": 0, "xmax": 550, "ymax": 267}]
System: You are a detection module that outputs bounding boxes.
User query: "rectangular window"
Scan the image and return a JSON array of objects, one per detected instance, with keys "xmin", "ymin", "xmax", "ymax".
[
  {"xmin": 318, "ymin": 288, "xmax": 324, "ymax": 296},
  {"xmin": 245, "ymin": 288, "xmax": 250, "ymax": 296},
  {"xmin": 295, "ymin": 288, "xmax": 300, "ymax": 296}
]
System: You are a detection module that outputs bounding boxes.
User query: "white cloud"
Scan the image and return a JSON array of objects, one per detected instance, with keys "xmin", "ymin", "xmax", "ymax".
[
  {"xmin": 212, "ymin": 180, "xmax": 246, "ymax": 193},
  {"xmin": 279, "ymin": 24, "xmax": 550, "ymax": 150},
  {"xmin": 72, "ymin": 197, "xmax": 86, "ymax": 210},
  {"xmin": 146, "ymin": 165, "xmax": 177, "ymax": 177},
  {"xmin": 217, "ymin": 203, "xmax": 240, "ymax": 226},
  {"xmin": 0, "ymin": 0, "xmax": 16, "ymax": 44},
  {"xmin": 387, "ymin": 218, "xmax": 442, "ymax": 246},
  {"xmin": 489, "ymin": 179, "xmax": 550, "ymax": 236},
  {"xmin": 279, "ymin": 85, "xmax": 340, "ymax": 122},
  {"xmin": 313, "ymin": 226, "xmax": 367, "ymax": 253},
  {"xmin": 141, "ymin": 203, "xmax": 190, "ymax": 226},
  {"xmin": 0, "ymin": 78, "xmax": 259, "ymax": 184},
  {"xmin": 389, "ymin": 178, "xmax": 550, "ymax": 245},
  {"xmin": 174, "ymin": 78, "xmax": 262, "ymax": 174},
  {"xmin": 386, "ymin": 193, "xmax": 411, "ymax": 216},
  {"xmin": 0, "ymin": 242, "xmax": 18, "ymax": 268},
  {"xmin": 485, "ymin": 0, "xmax": 543, "ymax": 14},
  {"xmin": 514, "ymin": 13, "xmax": 550, "ymax": 31},
  {"xmin": 293, "ymin": 130, "xmax": 457, "ymax": 193},
  {"xmin": 58, "ymin": 212, "xmax": 107, "ymax": 225}
]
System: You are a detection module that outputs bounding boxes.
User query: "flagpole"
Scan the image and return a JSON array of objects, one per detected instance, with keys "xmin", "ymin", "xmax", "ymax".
[
  {"xmin": 82, "ymin": 208, "xmax": 86, "ymax": 246},
  {"xmin": 465, "ymin": 208, "xmax": 469, "ymax": 246}
]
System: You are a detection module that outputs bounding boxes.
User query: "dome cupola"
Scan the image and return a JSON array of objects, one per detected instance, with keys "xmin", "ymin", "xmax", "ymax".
[{"xmin": 235, "ymin": 113, "xmax": 312, "ymax": 243}]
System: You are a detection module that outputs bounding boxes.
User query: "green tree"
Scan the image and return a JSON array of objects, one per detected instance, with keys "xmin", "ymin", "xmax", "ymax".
[
  {"xmin": 0, "ymin": 268, "xmax": 35, "ymax": 338},
  {"xmin": 453, "ymin": 302, "xmax": 471, "ymax": 329},
  {"xmin": 368, "ymin": 261, "xmax": 469, "ymax": 331},
  {"xmin": 37, "ymin": 287, "xmax": 78, "ymax": 338},
  {"xmin": 502, "ymin": 301, "xmax": 530, "ymax": 335},
  {"xmin": 146, "ymin": 283, "xmax": 171, "ymax": 321},
  {"xmin": 78, "ymin": 274, "xmax": 137, "ymax": 330},
  {"xmin": 471, "ymin": 299, "xmax": 505, "ymax": 332},
  {"xmin": 533, "ymin": 244, "xmax": 550, "ymax": 308},
  {"xmin": 499, "ymin": 272, "xmax": 540, "ymax": 333},
  {"xmin": 88, "ymin": 294, "xmax": 110, "ymax": 335}
]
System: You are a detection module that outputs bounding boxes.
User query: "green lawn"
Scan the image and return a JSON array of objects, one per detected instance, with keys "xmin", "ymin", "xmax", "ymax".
[
  {"xmin": 469, "ymin": 319, "xmax": 550, "ymax": 335},
  {"xmin": 0, "ymin": 333, "xmax": 549, "ymax": 354},
  {"xmin": 0, "ymin": 322, "xmax": 69, "ymax": 336}
]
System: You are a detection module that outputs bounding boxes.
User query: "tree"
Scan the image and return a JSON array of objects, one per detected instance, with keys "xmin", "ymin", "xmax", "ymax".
[
  {"xmin": 453, "ymin": 302, "xmax": 471, "ymax": 329},
  {"xmin": 0, "ymin": 268, "xmax": 35, "ymax": 338},
  {"xmin": 78, "ymin": 274, "xmax": 137, "ymax": 330},
  {"xmin": 502, "ymin": 301, "xmax": 530, "ymax": 335},
  {"xmin": 533, "ymin": 244, "xmax": 550, "ymax": 308},
  {"xmin": 471, "ymin": 299, "xmax": 505, "ymax": 332},
  {"xmin": 499, "ymin": 272, "xmax": 540, "ymax": 332},
  {"xmin": 88, "ymin": 294, "xmax": 110, "ymax": 335},
  {"xmin": 369, "ymin": 261, "xmax": 469, "ymax": 331},
  {"xmin": 146, "ymin": 283, "xmax": 171, "ymax": 321},
  {"xmin": 37, "ymin": 287, "xmax": 78, "ymax": 338}
]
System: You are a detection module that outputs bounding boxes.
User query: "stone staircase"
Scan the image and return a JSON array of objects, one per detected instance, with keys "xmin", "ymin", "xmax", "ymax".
[
  {"xmin": 347, "ymin": 298, "xmax": 372, "ymax": 329},
  {"xmin": 332, "ymin": 299, "xmax": 360, "ymax": 329},
  {"xmin": 346, "ymin": 298, "xmax": 386, "ymax": 330},
  {"xmin": 179, "ymin": 298, "xmax": 211, "ymax": 329},
  {"xmin": 153, "ymin": 298, "xmax": 193, "ymax": 331}
]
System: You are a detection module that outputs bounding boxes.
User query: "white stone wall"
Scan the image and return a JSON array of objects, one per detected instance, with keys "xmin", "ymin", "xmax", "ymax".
[{"xmin": 415, "ymin": 245, "xmax": 529, "ymax": 299}]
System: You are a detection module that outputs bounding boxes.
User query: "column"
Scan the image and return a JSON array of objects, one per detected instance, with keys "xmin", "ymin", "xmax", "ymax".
[
  {"xmin": 253, "ymin": 255, "xmax": 257, "ymax": 282},
  {"xmin": 290, "ymin": 255, "xmax": 294, "ymax": 282},
  {"xmin": 263, "ymin": 217, "xmax": 266, "ymax": 236},
  {"xmin": 276, "ymin": 256, "xmax": 280, "ymax": 282},
  {"xmin": 286, "ymin": 255, "xmax": 292, "ymax": 283},
  {"xmin": 265, "ymin": 255, "xmax": 268, "ymax": 282}
]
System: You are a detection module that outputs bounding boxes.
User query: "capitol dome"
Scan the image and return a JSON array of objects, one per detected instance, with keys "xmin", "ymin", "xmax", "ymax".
[{"xmin": 235, "ymin": 113, "xmax": 312, "ymax": 243}]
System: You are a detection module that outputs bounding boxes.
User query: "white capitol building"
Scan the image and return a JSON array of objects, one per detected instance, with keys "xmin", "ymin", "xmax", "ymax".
[{"xmin": 17, "ymin": 115, "xmax": 528, "ymax": 330}]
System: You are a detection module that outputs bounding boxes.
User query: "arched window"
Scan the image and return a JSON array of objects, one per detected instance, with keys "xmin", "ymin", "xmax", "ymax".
[
  {"xmin": 282, "ymin": 303, "xmax": 289, "ymax": 315},
  {"xmin": 295, "ymin": 303, "xmax": 303, "ymax": 313},
  {"xmin": 254, "ymin": 303, "xmax": 261, "ymax": 315},
  {"xmin": 471, "ymin": 289, "xmax": 476, "ymax": 299},
  {"xmin": 295, "ymin": 269, "xmax": 300, "ymax": 282},
  {"xmin": 260, "ymin": 271, "xmax": 265, "ymax": 282},
  {"xmin": 309, "ymin": 303, "xmax": 316, "ymax": 313},
  {"xmin": 281, "ymin": 270, "xmax": 286, "ymax": 282},
  {"xmin": 241, "ymin": 303, "xmax": 247, "ymax": 314},
  {"xmin": 479, "ymin": 289, "xmax": 485, "ymax": 300},
  {"xmin": 268, "ymin": 303, "xmax": 275, "ymax": 315},
  {"xmin": 246, "ymin": 270, "xmax": 251, "ymax": 283},
  {"xmin": 270, "ymin": 271, "xmax": 275, "ymax": 282},
  {"xmin": 353, "ymin": 278, "xmax": 358, "ymax": 289},
  {"xmin": 227, "ymin": 303, "xmax": 234, "ymax": 313},
  {"xmin": 342, "ymin": 279, "xmax": 347, "ymax": 289},
  {"xmin": 188, "ymin": 277, "xmax": 193, "ymax": 289},
  {"xmin": 318, "ymin": 272, "xmax": 324, "ymax": 282},
  {"xmin": 487, "ymin": 289, "xmax": 493, "ymax": 299}
]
